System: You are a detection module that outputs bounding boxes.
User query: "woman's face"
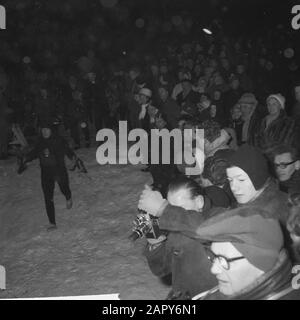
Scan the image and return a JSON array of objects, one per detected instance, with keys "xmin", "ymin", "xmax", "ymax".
[
  {"xmin": 209, "ymin": 242, "xmax": 264, "ymax": 296},
  {"xmin": 226, "ymin": 167, "xmax": 259, "ymax": 204},
  {"xmin": 267, "ymin": 98, "xmax": 281, "ymax": 116},
  {"xmin": 167, "ymin": 188, "xmax": 203, "ymax": 211}
]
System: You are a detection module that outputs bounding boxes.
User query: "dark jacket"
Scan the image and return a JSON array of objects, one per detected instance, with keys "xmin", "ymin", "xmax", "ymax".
[
  {"xmin": 144, "ymin": 232, "xmax": 217, "ymax": 299},
  {"xmin": 257, "ymin": 111, "xmax": 298, "ymax": 152},
  {"xmin": 195, "ymin": 250, "xmax": 300, "ymax": 300},
  {"xmin": 160, "ymin": 98, "xmax": 181, "ymax": 129},
  {"xmin": 158, "ymin": 180, "xmax": 290, "ymax": 246},
  {"xmin": 144, "ymin": 202, "xmax": 226, "ymax": 300},
  {"xmin": 25, "ymin": 135, "xmax": 75, "ymax": 173},
  {"xmin": 176, "ymin": 89, "xmax": 200, "ymax": 117},
  {"xmin": 279, "ymin": 170, "xmax": 300, "ymax": 195},
  {"xmin": 243, "ymin": 109, "xmax": 264, "ymax": 147}
]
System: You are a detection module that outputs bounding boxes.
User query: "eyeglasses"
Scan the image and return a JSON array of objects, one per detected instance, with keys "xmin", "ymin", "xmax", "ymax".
[
  {"xmin": 205, "ymin": 247, "xmax": 245, "ymax": 270},
  {"xmin": 274, "ymin": 160, "xmax": 296, "ymax": 169}
]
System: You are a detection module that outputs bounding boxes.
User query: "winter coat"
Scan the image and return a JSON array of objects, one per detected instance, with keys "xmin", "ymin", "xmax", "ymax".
[
  {"xmin": 176, "ymin": 90, "xmax": 200, "ymax": 117},
  {"xmin": 279, "ymin": 170, "xmax": 300, "ymax": 195},
  {"xmin": 144, "ymin": 231, "xmax": 217, "ymax": 300},
  {"xmin": 144, "ymin": 202, "xmax": 224, "ymax": 300},
  {"xmin": 193, "ymin": 250, "xmax": 300, "ymax": 300},
  {"xmin": 25, "ymin": 135, "xmax": 75, "ymax": 173},
  {"xmin": 158, "ymin": 180, "xmax": 290, "ymax": 247},
  {"xmin": 160, "ymin": 98, "xmax": 181, "ymax": 129},
  {"xmin": 241, "ymin": 109, "xmax": 264, "ymax": 147},
  {"xmin": 257, "ymin": 111, "xmax": 298, "ymax": 152}
]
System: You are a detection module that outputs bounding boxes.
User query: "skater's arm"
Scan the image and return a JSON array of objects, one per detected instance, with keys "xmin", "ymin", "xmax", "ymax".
[
  {"xmin": 62, "ymin": 138, "xmax": 76, "ymax": 160},
  {"xmin": 159, "ymin": 205, "xmax": 206, "ymax": 234}
]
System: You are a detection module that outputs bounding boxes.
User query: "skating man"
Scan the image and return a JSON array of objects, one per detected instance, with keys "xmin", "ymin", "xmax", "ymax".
[{"xmin": 23, "ymin": 121, "xmax": 76, "ymax": 231}]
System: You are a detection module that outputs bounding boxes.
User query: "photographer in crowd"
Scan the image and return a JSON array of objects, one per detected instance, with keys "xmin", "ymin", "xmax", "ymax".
[
  {"xmin": 138, "ymin": 145, "xmax": 297, "ymax": 299},
  {"xmin": 143, "ymin": 177, "xmax": 228, "ymax": 300}
]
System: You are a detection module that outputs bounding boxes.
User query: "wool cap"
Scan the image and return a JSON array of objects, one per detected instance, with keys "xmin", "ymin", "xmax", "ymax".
[
  {"xmin": 139, "ymin": 88, "xmax": 152, "ymax": 98},
  {"xmin": 197, "ymin": 213, "xmax": 283, "ymax": 272},
  {"xmin": 227, "ymin": 144, "xmax": 270, "ymax": 190},
  {"xmin": 267, "ymin": 93, "xmax": 286, "ymax": 109}
]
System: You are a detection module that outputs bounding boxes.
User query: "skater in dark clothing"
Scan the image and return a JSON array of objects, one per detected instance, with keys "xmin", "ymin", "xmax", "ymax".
[{"xmin": 23, "ymin": 122, "xmax": 76, "ymax": 230}]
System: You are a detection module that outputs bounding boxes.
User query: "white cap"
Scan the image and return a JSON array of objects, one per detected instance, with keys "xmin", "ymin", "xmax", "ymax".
[{"xmin": 139, "ymin": 88, "xmax": 152, "ymax": 98}]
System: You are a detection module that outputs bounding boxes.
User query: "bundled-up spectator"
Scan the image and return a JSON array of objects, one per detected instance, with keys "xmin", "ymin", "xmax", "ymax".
[
  {"xmin": 271, "ymin": 144, "xmax": 300, "ymax": 195},
  {"xmin": 291, "ymin": 82, "xmax": 300, "ymax": 121},
  {"xmin": 238, "ymin": 93, "xmax": 263, "ymax": 146},
  {"xmin": 257, "ymin": 94, "xmax": 298, "ymax": 153},
  {"xmin": 138, "ymin": 146, "xmax": 296, "ymax": 300},
  {"xmin": 236, "ymin": 63, "xmax": 253, "ymax": 92},
  {"xmin": 143, "ymin": 177, "xmax": 225, "ymax": 300},
  {"xmin": 223, "ymin": 75, "xmax": 243, "ymax": 119},
  {"xmin": 67, "ymin": 90, "xmax": 90, "ymax": 149},
  {"xmin": 157, "ymin": 85, "xmax": 181, "ymax": 129},
  {"xmin": 176, "ymin": 74, "xmax": 200, "ymax": 117},
  {"xmin": 82, "ymin": 71, "xmax": 107, "ymax": 132},
  {"xmin": 228, "ymin": 103, "xmax": 244, "ymax": 146}
]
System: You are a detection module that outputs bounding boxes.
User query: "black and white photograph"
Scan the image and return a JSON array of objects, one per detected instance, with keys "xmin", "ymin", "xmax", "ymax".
[{"xmin": 0, "ymin": 0, "xmax": 300, "ymax": 303}]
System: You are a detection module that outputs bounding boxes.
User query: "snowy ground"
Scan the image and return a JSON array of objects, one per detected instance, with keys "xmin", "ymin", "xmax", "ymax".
[{"xmin": 0, "ymin": 146, "xmax": 170, "ymax": 299}]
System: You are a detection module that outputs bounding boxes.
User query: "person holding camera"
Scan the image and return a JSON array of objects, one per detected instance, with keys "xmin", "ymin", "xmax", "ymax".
[{"xmin": 142, "ymin": 177, "xmax": 227, "ymax": 300}]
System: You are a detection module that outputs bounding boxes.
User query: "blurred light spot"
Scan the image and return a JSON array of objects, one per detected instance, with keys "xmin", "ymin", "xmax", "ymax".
[
  {"xmin": 100, "ymin": 0, "xmax": 118, "ymax": 8},
  {"xmin": 135, "ymin": 18, "xmax": 145, "ymax": 28}
]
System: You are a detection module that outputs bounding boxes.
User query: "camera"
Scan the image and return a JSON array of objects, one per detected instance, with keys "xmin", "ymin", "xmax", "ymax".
[{"xmin": 129, "ymin": 209, "xmax": 161, "ymax": 241}]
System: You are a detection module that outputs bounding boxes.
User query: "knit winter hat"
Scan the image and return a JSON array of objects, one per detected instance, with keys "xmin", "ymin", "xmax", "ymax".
[
  {"xmin": 227, "ymin": 145, "xmax": 270, "ymax": 190},
  {"xmin": 196, "ymin": 213, "xmax": 283, "ymax": 272},
  {"xmin": 267, "ymin": 93, "xmax": 286, "ymax": 109}
]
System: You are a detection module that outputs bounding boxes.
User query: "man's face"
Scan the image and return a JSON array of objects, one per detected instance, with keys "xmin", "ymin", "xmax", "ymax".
[
  {"xmin": 158, "ymin": 88, "xmax": 168, "ymax": 102},
  {"xmin": 240, "ymin": 103, "xmax": 253, "ymax": 119},
  {"xmin": 209, "ymin": 242, "xmax": 264, "ymax": 296},
  {"xmin": 167, "ymin": 188, "xmax": 203, "ymax": 211},
  {"xmin": 155, "ymin": 116, "xmax": 167, "ymax": 129},
  {"xmin": 230, "ymin": 79, "xmax": 240, "ymax": 90},
  {"xmin": 41, "ymin": 128, "xmax": 52, "ymax": 139},
  {"xmin": 129, "ymin": 70, "xmax": 138, "ymax": 80},
  {"xmin": 274, "ymin": 152, "xmax": 299, "ymax": 182},
  {"xmin": 40, "ymin": 89, "xmax": 47, "ymax": 99},
  {"xmin": 160, "ymin": 65, "xmax": 168, "ymax": 74},
  {"xmin": 236, "ymin": 65, "xmax": 244, "ymax": 74},
  {"xmin": 226, "ymin": 167, "xmax": 259, "ymax": 204},
  {"xmin": 151, "ymin": 65, "xmax": 159, "ymax": 76},
  {"xmin": 139, "ymin": 94, "xmax": 149, "ymax": 105}
]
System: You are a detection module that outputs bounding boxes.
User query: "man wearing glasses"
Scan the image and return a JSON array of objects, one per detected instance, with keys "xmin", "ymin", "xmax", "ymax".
[{"xmin": 271, "ymin": 144, "xmax": 300, "ymax": 194}]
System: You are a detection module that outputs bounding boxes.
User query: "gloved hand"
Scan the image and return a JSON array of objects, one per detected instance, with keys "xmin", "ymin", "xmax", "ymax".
[{"xmin": 138, "ymin": 185, "xmax": 168, "ymax": 217}]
